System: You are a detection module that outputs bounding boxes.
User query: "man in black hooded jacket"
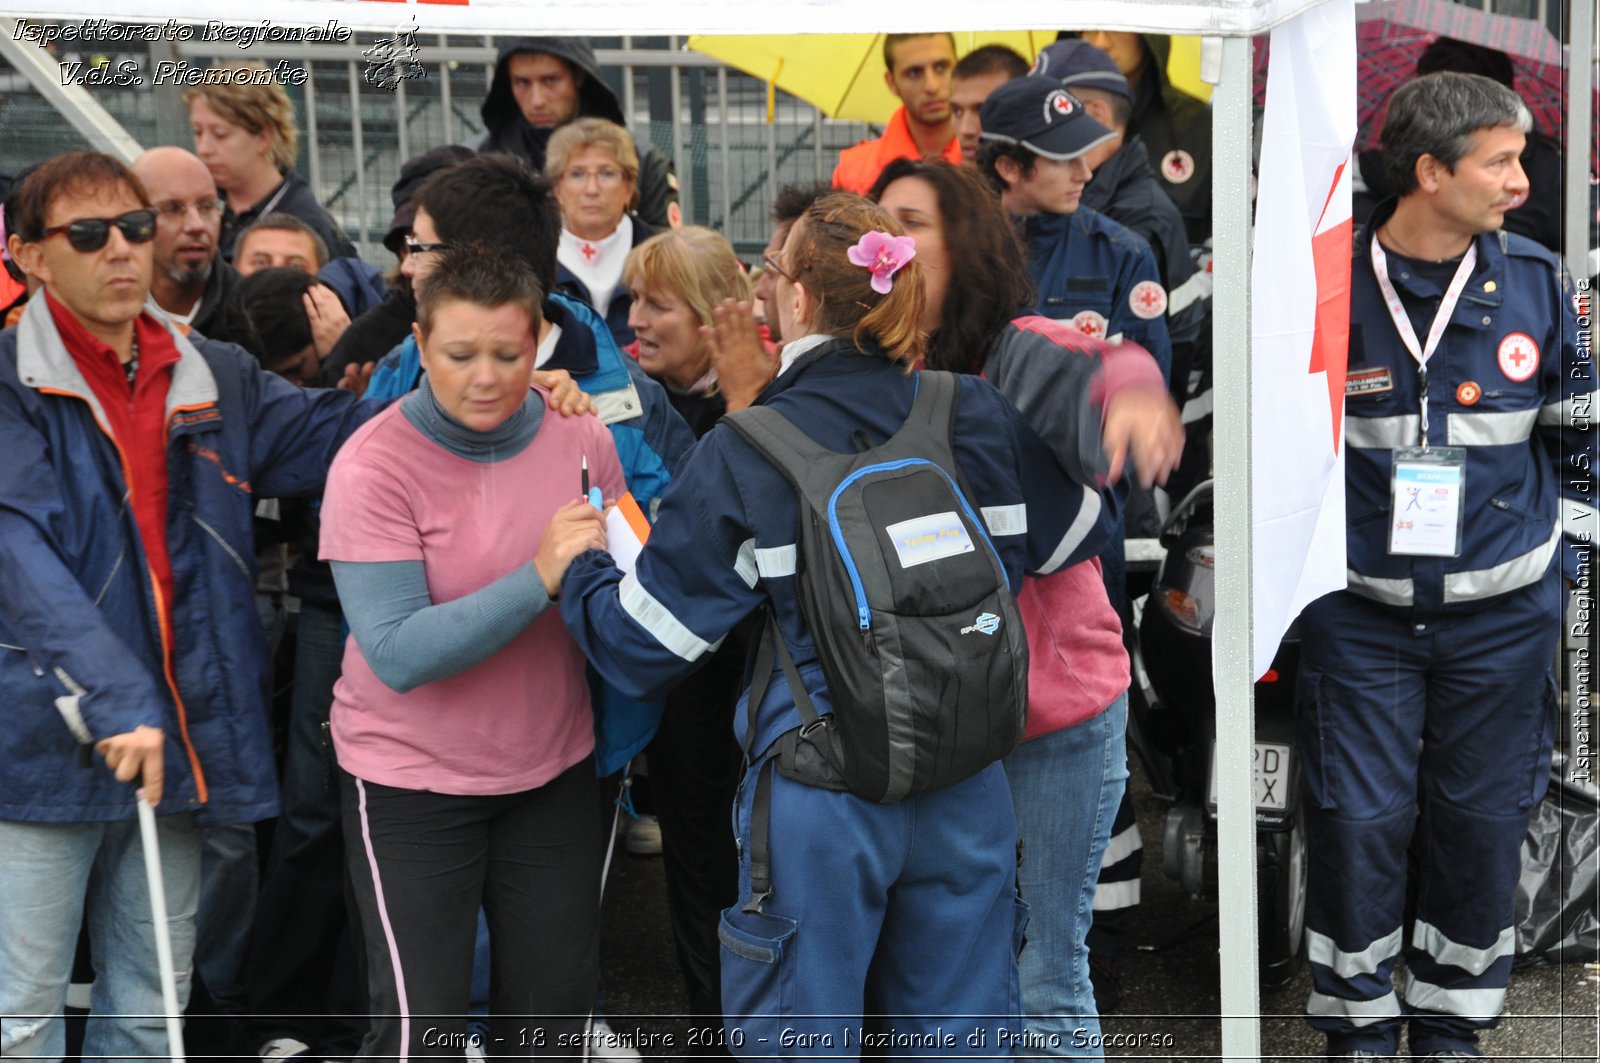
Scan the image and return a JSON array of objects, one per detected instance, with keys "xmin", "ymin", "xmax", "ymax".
[{"xmin": 480, "ymin": 38, "xmax": 679, "ymax": 230}]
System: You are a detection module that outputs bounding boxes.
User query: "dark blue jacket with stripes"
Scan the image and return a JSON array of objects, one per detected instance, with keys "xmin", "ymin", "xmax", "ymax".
[
  {"xmin": 559, "ymin": 341, "xmax": 1118, "ymax": 761},
  {"xmin": 1343, "ymin": 201, "xmax": 1594, "ymax": 616}
]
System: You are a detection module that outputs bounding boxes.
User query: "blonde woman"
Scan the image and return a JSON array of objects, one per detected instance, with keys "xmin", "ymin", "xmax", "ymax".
[
  {"xmin": 618, "ymin": 225, "xmax": 755, "ymax": 1019},
  {"xmin": 186, "ymin": 63, "xmax": 356, "ymax": 262},
  {"xmin": 623, "ymin": 226, "xmax": 754, "ymax": 434}
]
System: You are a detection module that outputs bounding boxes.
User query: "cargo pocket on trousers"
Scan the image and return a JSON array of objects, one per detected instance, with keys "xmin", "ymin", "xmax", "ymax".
[
  {"xmin": 1294, "ymin": 673, "xmax": 1336, "ymax": 811},
  {"xmin": 1523, "ymin": 672, "xmax": 1559, "ymax": 810},
  {"xmin": 719, "ymin": 906, "xmax": 798, "ymax": 1052}
]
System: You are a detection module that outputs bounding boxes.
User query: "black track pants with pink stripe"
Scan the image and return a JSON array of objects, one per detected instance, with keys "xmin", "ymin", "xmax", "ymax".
[{"xmin": 341, "ymin": 759, "xmax": 603, "ymax": 1060}]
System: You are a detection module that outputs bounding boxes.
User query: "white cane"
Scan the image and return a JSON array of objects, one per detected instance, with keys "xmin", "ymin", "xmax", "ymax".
[{"xmin": 136, "ymin": 795, "xmax": 187, "ymax": 1063}]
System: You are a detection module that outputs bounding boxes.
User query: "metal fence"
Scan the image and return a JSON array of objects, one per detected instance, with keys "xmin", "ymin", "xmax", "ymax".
[{"xmin": 0, "ymin": 31, "xmax": 875, "ymax": 263}]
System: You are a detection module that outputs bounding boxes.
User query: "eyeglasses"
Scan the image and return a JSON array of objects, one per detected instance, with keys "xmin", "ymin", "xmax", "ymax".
[
  {"xmin": 761, "ymin": 253, "xmax": 794, "ymax": 284},
  {"xmin": 560, "ymin": 167, "xmax": 627, "ymax": 188},
  {"xmin": 154, "ymin": 198, "xmax": 224, "ymax": 223},
  {"xmin": 40, "ymin": 209, "xmax": 158, "ymax": 253},
  {"xmin": 404, "ymin": 235, "xmax": 452, "ymax": 255}
]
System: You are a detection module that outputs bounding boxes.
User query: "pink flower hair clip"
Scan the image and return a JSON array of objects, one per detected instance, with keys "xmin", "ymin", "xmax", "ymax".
[{"xmin": 846, "ymin": 230, "xmax": 917, "ymax": 295}]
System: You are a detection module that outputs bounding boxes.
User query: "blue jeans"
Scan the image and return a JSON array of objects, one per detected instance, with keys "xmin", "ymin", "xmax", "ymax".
[
  {"xmin": 1004, "ymin": 692, "xmax": 1130, "ymax": 1059},
  {"xmin": 0, "ymin": 813, "xmax": 200, "ymax": 1062}
]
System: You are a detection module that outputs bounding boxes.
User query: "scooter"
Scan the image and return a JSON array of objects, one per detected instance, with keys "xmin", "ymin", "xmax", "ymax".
[{"xmin": 1129, "ymin": 479, "xmax": 1308, "ymax": 990}]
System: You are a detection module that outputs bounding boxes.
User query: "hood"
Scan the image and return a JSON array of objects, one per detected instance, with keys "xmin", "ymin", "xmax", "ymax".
[
  {"xmin": 481, "ymin": 37, "xmax": 626, "ymax": 137},
  {"xmin": 1131, "ymin": 34, "xmax": 1209, "ymax": 129}
]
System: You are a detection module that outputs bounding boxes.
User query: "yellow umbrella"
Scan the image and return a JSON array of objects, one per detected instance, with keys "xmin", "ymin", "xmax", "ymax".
[{"xmin": 686, "ymin": 32, "xmax": 1210, "ymax": 124}]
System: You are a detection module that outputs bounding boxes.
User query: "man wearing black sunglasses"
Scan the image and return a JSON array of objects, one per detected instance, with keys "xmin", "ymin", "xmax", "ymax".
[
  {"xmin": 132, "ymin": 147, "xmax": 238, "ymax": 336},
  {"xmin": 0, "ymin": 150, "xmax": 378, "ymax": 1062}
]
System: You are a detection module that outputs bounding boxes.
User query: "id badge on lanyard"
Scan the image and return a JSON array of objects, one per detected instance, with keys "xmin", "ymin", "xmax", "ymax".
[
  {"xmin": 1371, "ymin": 234, "xmax": 1477, "ymax": 559},
  {"xmin": 1389, "ymin": 446, "xmax": 1466, "ymax": 556}
]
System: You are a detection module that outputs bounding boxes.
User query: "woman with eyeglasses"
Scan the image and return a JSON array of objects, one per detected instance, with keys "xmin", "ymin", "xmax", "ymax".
[
  {"xmin": 185, "ymin": 64, "xmax": 358, "ymax": 264},
  {"xmin": 545, "ymin": 118, "xmax": 657, "ymax": 348}
]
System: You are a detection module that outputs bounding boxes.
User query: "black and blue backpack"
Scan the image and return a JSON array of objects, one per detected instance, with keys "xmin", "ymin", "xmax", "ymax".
[{"xmin": 725, "ymin": 369, "xmax": 1030, "ymax": 811}]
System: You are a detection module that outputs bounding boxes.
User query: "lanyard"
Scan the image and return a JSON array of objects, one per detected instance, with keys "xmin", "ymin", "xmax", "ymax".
[{"xmin": 1370, "ymin": 232, "xmax": 1477, "ymax": 448}]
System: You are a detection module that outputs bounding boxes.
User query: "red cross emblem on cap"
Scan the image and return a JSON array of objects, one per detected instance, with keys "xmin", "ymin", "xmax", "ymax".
[
  {"xmin": 1047, "ymin": 90, "xmax": 1077, "ymax": 119},
  {"xmin": 580, "ymin": 242, "xmax": 599, "ymax": 263}
]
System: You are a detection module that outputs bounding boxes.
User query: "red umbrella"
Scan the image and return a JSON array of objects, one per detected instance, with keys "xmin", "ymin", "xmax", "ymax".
[{"xmin": 1252, "ymin": 0, "xmax": 1596, "ymax": 170}]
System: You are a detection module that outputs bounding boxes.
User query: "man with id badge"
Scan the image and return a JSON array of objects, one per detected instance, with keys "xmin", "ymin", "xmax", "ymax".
[{"xmin": 1296, "ymin": 73, "xmax": 1594, "ymax": 1060}]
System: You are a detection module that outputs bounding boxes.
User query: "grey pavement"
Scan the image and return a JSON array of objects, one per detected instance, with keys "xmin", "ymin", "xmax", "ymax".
[{"xmin": 598, "ymin": 762, "xmax": 1599, "ymax": 1060}]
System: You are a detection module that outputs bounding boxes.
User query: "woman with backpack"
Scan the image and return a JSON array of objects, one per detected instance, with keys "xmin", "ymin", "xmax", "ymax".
[
  {"xmin": 869, "ymin": 157, "xmax": 1181, "ymax": 1057},
  {"xmin": 542, "ymin": 192, "xmax": 1127, "ymax": 1057}
]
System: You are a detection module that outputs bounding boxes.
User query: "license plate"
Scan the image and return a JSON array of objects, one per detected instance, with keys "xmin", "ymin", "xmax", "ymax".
[{"xmin": 1208, "ymin": 741, "xmax": 1292, "ymax": 811}]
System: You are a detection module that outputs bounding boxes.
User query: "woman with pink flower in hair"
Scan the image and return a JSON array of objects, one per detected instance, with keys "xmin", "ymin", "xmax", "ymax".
[{"xmin": 540, "ymin": 192, "xmax": 1121, "ymax": 1056}]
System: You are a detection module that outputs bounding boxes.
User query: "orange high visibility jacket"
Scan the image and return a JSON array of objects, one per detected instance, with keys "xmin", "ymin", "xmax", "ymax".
[{"xmin": 831, "ymin": 107, "xmax": 961, "ymax": 194}]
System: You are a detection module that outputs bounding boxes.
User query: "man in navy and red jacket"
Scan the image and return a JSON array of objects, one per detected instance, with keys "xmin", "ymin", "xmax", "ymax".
[{"xmin": 0, "ymin": 151, "xmax": 376, "ymax": 1060}]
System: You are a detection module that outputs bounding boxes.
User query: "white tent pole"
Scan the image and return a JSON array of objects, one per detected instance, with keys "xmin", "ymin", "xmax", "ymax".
[
  {"xmin": 0, "ymin": 18, "xmax": 143, "ymax": 162},
  {"xmin": 1211, "ymin": 31, "xmax": 1263, "ymax": 1061},
  {"xmin": 1565, "ymin": 0, "xmax": 1595, "ymax": 281}
]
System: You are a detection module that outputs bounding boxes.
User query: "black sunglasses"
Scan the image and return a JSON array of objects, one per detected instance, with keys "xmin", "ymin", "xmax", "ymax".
[{"xmin": 40, "ymin": 209, "xmax": 158, "ymax": 253}]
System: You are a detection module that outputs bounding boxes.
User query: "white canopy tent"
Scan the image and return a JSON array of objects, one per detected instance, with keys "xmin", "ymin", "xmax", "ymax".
[
  {"xmin": 8, "ymin": 0, "xmax": 1334, "ymax": 37},
  {"xmin": 2, "ymin": 2, "xmax": 1591, "ymax": 1058}
]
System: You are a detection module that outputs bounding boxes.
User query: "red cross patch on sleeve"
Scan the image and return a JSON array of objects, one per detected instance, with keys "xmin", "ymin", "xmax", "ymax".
[{"xmin": 1129, "ymin": 280, "xmax": 1168, "ymax": 320}]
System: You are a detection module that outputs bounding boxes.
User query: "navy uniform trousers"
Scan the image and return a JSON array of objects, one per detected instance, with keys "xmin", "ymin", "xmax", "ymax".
[{"xmin": 1296, "ymin": 572, "xmax": 1560, "ymax": 1057}]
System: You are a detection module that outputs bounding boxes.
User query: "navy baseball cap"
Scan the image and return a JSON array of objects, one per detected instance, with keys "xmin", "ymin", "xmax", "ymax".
[
  {"xmin": 978, "ymin": 77, "xmax": 1116, "ymax": 161},
  {"xmin": 1031, "ymin": 40, "xmax": 1133, "ymax": 100}
]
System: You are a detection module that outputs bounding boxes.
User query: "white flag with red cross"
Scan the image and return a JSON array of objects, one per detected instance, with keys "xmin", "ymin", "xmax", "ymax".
[{"xmin": 1248, "ymin": 0, "xmax": 1357, "ymax": 677}]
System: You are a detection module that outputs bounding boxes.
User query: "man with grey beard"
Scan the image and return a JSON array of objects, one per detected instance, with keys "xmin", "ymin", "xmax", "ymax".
[{"xmin": 132, "ymin": 147, "xmax": 237, "ymax": 335}]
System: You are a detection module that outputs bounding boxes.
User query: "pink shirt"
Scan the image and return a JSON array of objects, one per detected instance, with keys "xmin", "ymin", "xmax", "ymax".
[
  {"xmin": 320, "ymin": 400, "xmax": 626, "ymax": 795},
  {"xmin": 1019, "ymin": 559, "xmax": 1131, "ymax": 740}
]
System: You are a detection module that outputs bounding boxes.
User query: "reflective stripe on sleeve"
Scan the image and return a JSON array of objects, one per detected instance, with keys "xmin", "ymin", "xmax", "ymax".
[
  {"xmin": 734, "ymin": 540, "xmax": 758, "ymax": 589},
  {"xmin": 1167, "ymin": 270, "xmax": 1214, "ymax": 316},
  {"xmin": 1537, "ymin": 389, "xmax": 1598, "ymax": 426},
  {"xmin": 733, "ymin": 541, "xmax": 797, "ymax": 588},
  {"xmin": 618, "ymin": 571, "xmax": 715, "ymax": 662},
  {"xmin": 755, "ymin": 545, "xmax": 796, "ymax": 578},
  {"xmin": 981, "ymin": 504, "xmax": 1028, "ymax": 537},
  {"xmin": 1036, "ymin": 486, "xmax": 1101, "ymax": 575}
]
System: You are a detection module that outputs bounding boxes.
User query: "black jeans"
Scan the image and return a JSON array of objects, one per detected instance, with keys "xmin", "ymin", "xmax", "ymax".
[
  {"xmin": 245, "ymin": 603, "xmax": 367, "ymax": 1055},
  {"xmin": 650, "ymin": 646, "xmax": 743, "ymax": 1026},
  {"xmin": 342, "ymin": 758, "xmax": 604, "ymax": 1060}
]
